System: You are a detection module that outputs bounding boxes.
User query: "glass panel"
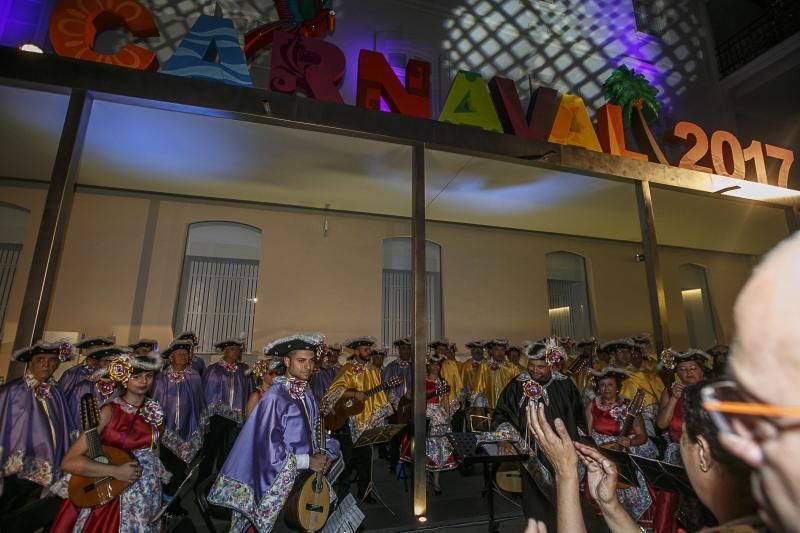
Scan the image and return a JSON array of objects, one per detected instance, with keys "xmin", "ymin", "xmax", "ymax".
[
  {"xmin": 381, "ymin": 238, "xmax": 442, "ymax": 349},
  {"xmin": 651, "ymin": 185, "xmax": 791, "ymax": 349},
  {"xmin": 174, "ymin": 222, "xmax": 262, "ymax": 353},
  {"xmin": 0, "ymin": 86, "xmax": 70, "ymax": 181},
  {"xmin": 546, "ymin": 252, "xmax": 593, "ymax": 339},
  {"xmin": 425, "ymin": 147, "xmax": 648, "ymax": 347},
  {"xmin": 679, "ymin": 264, "xmax": 718, "ymax": 349}
]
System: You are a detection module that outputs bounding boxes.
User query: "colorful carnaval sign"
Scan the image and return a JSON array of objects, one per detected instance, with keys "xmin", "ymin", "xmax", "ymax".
[{"xmin": 39, "ymin": 0, "xmax": 795, "ymax": 188}]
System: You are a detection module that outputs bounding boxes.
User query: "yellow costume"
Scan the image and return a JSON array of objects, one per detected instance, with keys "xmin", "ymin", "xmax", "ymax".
[
  {"xmin": 440, "ymin": 358, "xmax": 463, "ymax": 409},
  {"xmin": 327, "ymin": 361, "xmax": 392, "ymax": 441},
  {"xmin": 461, "ymin": 360, "xmax": 490, "ymax": 404},
  {"xmin": 484, "ymin": 361, "xmax": 517, "ymax": 409},
  {"xmin": 619, "ymin": 367, "xmax": 665, "ymax": 408}
]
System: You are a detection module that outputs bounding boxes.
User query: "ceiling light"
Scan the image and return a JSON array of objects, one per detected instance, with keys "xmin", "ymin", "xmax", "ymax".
[{"xmin": 19, "ymin": 43, "xmax": 43, "ymax": 53}]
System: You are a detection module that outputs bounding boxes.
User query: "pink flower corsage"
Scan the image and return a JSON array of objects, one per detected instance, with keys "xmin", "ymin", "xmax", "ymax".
[
  {"xmin": 33, "ymin": 383, "xmax": 51, "ymax": 401},
  {"xmin": 140, "ymin": 399, "xmax": 164, "ymax": 426},
  {"xmin": 523, "ymin": 380, "xmax": 544, "ymax": 402},
  {"xmin": 168, "ymin": 370, "xmax": 185, "ymax": 384},
  {"xmin": 545, "ymin": 348, "xmax": 562, "ymax": 367},
  {"xmin": 287, "ymin": 378, "xmax": 307, "ymax": 400},
  {"xmin": 352, "ymin": 362, "xmax": 366, "ymax": 375},
  {"xmin": 96, "ymin": 379, "xmax": 116, "ymax": 398},
  {"xmin": 219, "ymin": 360, "xmax": 238, "ymax": 373},
  {"xmin": 489, "ymin": 360, "xmax": 500, "ymax": 371},
  {"xmin": 58, "ymin": 343, "xmax": 72, "ymax": 362},
  {"xmin": 610, "ymin": 404, "xmax": 629, "ymax": 423}
]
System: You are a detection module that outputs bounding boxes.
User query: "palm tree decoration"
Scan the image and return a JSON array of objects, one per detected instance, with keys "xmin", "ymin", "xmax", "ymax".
[{"xmin": 602, "ymin": 65, "xmax": 668, "ymax": 164}]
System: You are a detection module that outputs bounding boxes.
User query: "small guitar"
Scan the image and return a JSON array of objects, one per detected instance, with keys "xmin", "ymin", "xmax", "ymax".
[
  {"xmin": 396, "ymin": 379, "xmax": 451, "ymax": 419},
  {"xmin": 285, "ymin": 402, "xmax": 332, "ymax": 532},
  {"xmin": 325, "ymin": 376, "xmax": 402, "ymax": 431},
  {"xmin": 565, "ymin": 355, "xmax": 591, "ymax": 376},
  {"xmin": 68, "ymin": 394, "xmax": 134, "ymax": 508},
  {"xmin": 599, "ymin": 388, "xmax": 645, "ymax": 489}
]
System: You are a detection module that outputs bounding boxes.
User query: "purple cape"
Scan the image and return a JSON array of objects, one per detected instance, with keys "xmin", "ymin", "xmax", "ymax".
[
  {"xmin": 310, "ymin": 365, "xmax": 339, "ymax": 401},
  {"xmin": 382, "ymin": 359, "xmax": 413, "ymax": 402},
  {"xmin": 0, "ymin": 376, "xmax": 76, "ymax": 491},
  {"xmin": 66, "ymin": 377, "xmax": 120, "ymax": 422},
  {"xmin": 57, "ymin": 363, "xmax": 94, "ymax": 396},
  {"xmin": 202, "ymin": 361, "xmax": 254, "ymax": 424},
  {"xmin": 151, "ymin": 366, "xmax": 209, "ymax": 463},
  {"xmin": 207, "ymin": 377, "xmax": 340, "ymax": 532},
  {"xmin": 191, "ymin": 356, "xmax": 206, "ymax": 377}
]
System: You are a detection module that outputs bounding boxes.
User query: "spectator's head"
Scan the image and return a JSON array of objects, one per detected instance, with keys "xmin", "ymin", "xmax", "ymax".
[
  {"xmin": 681, "ymin": 381, "xmax": 756, "ymax": 523},
  {"xmin": 719, "ymin": 232, "xmax": 800, "ymax": 530}
]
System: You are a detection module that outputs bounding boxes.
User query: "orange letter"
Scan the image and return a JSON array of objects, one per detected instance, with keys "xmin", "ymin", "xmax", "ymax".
[{"xmin": 49, "ymin": 0, "xmax": 159, "ymax": 71}]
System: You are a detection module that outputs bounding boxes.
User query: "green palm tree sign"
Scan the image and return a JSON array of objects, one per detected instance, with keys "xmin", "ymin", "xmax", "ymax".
[{"xmin": 602, "ymin": 65, "xmax": 668, "ymax": 164}]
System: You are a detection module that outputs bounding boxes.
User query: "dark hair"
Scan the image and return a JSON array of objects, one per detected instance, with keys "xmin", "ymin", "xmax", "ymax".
[
  {"xmin": 593, "ymin": 374, "xmax": 623, "ymax": 391},
  {"xmin": 683, "ymin": 380, "xmax": 748, "ymax": 477}
]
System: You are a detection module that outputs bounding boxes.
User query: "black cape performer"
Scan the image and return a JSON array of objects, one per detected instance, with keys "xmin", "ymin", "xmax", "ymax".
[{"xmin": 492, "ymin": 338, "xmax": 585, "ymax": 529}]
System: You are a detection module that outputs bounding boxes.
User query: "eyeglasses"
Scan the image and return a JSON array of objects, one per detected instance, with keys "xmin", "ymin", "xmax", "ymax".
[{"xmin": 701, "ymin": 380, "xmax": 800, "ymax": 438}]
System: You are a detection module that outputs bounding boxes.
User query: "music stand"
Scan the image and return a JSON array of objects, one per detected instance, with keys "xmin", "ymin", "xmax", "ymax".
[
  {"xmin": 630, "ymin": 455, "xmax": 695, "ymax": 497},
  {"xmin": 595, "ymin": 446, "xmax": 640, "ymax": 488},
  {"xmin": 447, "ymin": 433, "xmax": 528, "ymax": 533},
  {"xmin": 150, "ymin": 461, "xmax": 202, "ymax": 526},
  {"xmin": 354, "ymin": 424, "xmax": 407, "ymax": 516}
]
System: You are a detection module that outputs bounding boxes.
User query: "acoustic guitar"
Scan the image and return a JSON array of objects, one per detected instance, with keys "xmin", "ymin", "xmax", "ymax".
[
  {"xmin": 285, "ymin": 404, "xmax": 332, "ymax": 532},
  {"xmin": 324, "ymin": 376, "xmax": 402, "ymax": 431},
  {"xmin": 599, "ymin": 388, "xmax": 646, "ymax": 489},
  {"xmin": 396, "ymin": 379, "xmax": 450, "ymax": 424},
  {"xmin": 68, "ymin": 394, "xmax": 134, "ymax": 508},
  {"xmin": 495, "ymin": 463, "xmax": 523, "ymax": 493}
]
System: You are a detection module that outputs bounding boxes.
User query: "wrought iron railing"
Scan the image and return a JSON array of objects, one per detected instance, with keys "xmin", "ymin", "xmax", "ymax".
[{"xmin": 715, "ymin": 1, "xmax": 800, "ymax": 78}]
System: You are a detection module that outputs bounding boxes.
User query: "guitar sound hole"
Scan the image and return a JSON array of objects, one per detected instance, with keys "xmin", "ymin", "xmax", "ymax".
[
  {"xmin": 305, "ymin": 503, "xmax": 324, "ymax": 513},
  {"xmin": 344, "ymin": 400, "xmax": 353, "ymax": 408}
]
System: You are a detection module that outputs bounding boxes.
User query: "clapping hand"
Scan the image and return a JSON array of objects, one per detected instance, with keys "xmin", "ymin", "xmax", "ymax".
[
  {"xmin": 525, "ymin": 402, "xmax": 577, "ymax": 477},
  {"xmin": 574, "ymin": 442, "xmax": 619, "ymax": 509}
]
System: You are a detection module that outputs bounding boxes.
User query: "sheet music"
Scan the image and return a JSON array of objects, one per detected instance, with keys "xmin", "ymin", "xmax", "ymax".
[
  {"xmin": 326, "ymin": 456, "xmax": 344, "ymax": 485},
  {"xmin": 321, "ymin": 494, "xmax": 364, "ymax": 533}
]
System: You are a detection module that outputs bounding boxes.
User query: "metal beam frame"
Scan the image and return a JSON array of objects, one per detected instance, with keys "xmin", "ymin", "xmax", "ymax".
[
  {"xmin": 9, "ymin": 88, "xmax": 92, "ymax": 378},
  {"xmin": 2, "ymin": 47, "xmax": 798, "ymax": 208},
  {"xmin": 411, "ymin": 143, "xmax": 428, "ymax": 520},
  {"xmin": 635, "ymin": 181, "xmax": 670, "ymax": 354}
]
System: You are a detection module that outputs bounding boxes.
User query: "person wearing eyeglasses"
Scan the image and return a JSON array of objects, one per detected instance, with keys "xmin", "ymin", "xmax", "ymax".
[
  {"xmin": 703, "ymin": 232, "xmax": 800, "ymax": 533},
  {"xmin": 525, "ymin": 380, "xmax": 763, "ymax": 533},
  {"xmin": 656, "ymin": 349, "xmax": 710, "ymax": 465}
]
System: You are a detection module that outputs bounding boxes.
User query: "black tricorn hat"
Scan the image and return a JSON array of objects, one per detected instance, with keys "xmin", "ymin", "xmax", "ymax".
[
  {"xmin": 161, "ymin": 340, "xmax": 194, "ymax": 358},
  {"xmin": 263, "ymin": 333, "xmax": 325, "ymax": 357},
  {"xmin": 85, "ymin": 345, "xmax": 131, "ymax": 360},
  {"xmin": 76, "ymin": 336, "xmax": 115, "ymax": 350}
]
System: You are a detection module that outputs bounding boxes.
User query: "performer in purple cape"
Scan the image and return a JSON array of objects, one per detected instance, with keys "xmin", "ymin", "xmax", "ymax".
[
  {"xmin": 151, "ymin": 340, "xmax": 209, "ymax": 511},
  {"xmin": 57, "ymin": 335, "xmax": 115, "ymax": 396},
  {"xmin": 0, "ymin": 341, "xmax": 77, "ymax": 530},
  {"xmin": 129, "ymin": 338, "xmax": 159, "ymax": 355},
  {"xmin": 208, "ymin": 333, "xmax": 340, "ymax": 532},
  {"xmin": 199, "ymin": 337, "xmax": 254, "ymax": 483},
  {"xmin": 65, "ymin": 345, "xmax": 127, "ymax": 421},
  {"xmin": 382, "ymin": 337, "xmax": 413, "ymax": 407},
  {"xmin": 174, "ymin": 331, "xmax": 205, "ymax": 377},
  {"xmin": 310, "ymin": 343, "xmax": 342, "ymax": 402}
]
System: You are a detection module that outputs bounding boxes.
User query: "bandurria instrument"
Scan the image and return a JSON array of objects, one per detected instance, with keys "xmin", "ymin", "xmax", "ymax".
[
  {"xmin": 324, "ymin": 376, "xmax": 402, "ymax": 431},
  {"xmin": 599, "ymin": 388, "xmax": 646, "ymax": 489},
  {"xmin": 285, "ymin": 401, "xmax": 333, "ymax": 532},
  {"xmin": 68, "ymin": 394, "xmax": 134, "ymax": 508}
]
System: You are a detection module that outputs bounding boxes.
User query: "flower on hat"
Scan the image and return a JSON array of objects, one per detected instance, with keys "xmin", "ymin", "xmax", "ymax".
[
  {"xmin": 108, "ymin": 357, "xmax": 133, "ymax": 384},
  {"xmin": 660, "ymin": 348, "xmax": 677, "ymax": 370}
]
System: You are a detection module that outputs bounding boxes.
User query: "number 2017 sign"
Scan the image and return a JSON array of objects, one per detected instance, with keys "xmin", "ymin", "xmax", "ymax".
[{"xmin": 671, "ymin": 121, "xmax": 795, "ymax": 188}]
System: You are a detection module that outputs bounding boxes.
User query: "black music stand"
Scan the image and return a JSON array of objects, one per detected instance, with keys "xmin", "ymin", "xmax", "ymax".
[
  {"xmin": 596, "ymin": 446, "xmax": 640, "ymax": 488},
  {"xmin": 447, "ymin": 433, "xmax": 528, "ymax": 533},
  {"xmin": 354, "ymin": 424, "xmax": 407, "ymax": 515},
  {"xmin": 629, "ymin": 455, "xmax": 695, "ymax": 496}
]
